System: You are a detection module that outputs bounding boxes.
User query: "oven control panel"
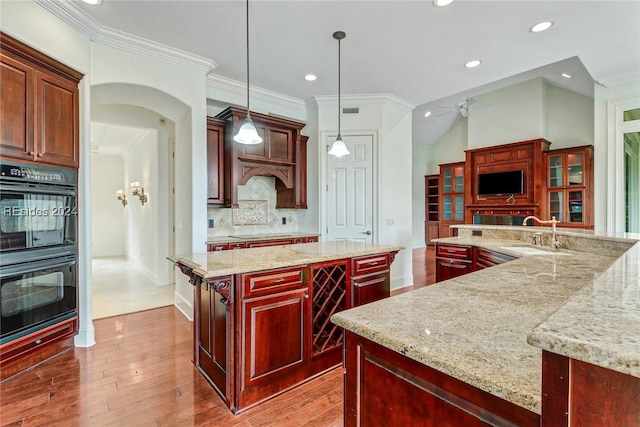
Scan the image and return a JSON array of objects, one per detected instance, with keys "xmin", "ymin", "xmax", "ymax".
[{"xmin": 0, "ymin": 161, "xmax": 77, "ymax": 185}]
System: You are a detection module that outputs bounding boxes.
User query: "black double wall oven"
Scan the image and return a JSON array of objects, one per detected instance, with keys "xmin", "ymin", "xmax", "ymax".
[{"xmin": 0, "ymin": 160, "xmax": 78, "ymax": 344}]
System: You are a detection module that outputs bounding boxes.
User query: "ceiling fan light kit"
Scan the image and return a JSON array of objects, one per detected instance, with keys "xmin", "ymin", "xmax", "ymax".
[
  {"xmin": 328, "ymin": 30, "xmax": 350, "ymax": 158},
  {"xmin": 233, "ymin": 0, "xmax": 263, "ymax": 145}
]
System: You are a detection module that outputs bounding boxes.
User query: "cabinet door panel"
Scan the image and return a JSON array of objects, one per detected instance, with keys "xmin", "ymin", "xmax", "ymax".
[
  {"xmin": 0, "ymin": 54, "xmax": 34, "ymax": 161},
  {"xmin": 242, "ymin": 289, "xmax": 307, "ymax": 387},
  {"xmin": 436, "ymin": 259, "xmax": 472, "ymax": 282},
  {"xmin": 198, "ymin": 280, "xmax": 230, "ymax": 398},
  {"xmin": 352, "ymin": 271, "xmax": 390, "ymax": 307},
  {"xmin": 36, "ymin": 72, "xmax": 78, "ymax": 167},
  {"xmin": 267, "ymin": 128, "xmax": 293, "ymax": 162},
  {"xmin": 207, "ymin": 119, "xmax": 225, "ymax": 205}
]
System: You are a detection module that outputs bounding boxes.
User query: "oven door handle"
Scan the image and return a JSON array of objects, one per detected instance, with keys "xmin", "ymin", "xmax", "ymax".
[
  {"xmin": 0, "ymin": 185, "xmax": 76, "ymax": 197},
  {"xmin": 0, "ymin": 258, "xmax": 76, "ymax": 278}
]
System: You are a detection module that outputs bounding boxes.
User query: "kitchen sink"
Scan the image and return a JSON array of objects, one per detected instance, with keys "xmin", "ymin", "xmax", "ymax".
[{"xmin": 500, "ymin": 246, "xmax": 571, "ymax": 256}]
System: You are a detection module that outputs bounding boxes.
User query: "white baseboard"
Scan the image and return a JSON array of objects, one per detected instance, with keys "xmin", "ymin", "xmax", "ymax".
[
  {"xmin": 391, "ymin": 274, "xmax": 413, "ymax": 291},
  {"xmin": 174, "ymin": 291, "xmax": 193, "ymax": 321},
  {"xmin": 74, "ymin": 324, "xmax": 96, "ymax": 347},
  {"xmin": 126, "ymin": 255, "xmax": 160, "ymax": 285}
]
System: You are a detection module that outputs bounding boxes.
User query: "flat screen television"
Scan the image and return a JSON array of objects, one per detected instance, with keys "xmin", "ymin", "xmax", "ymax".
[{"xmin": 477, "ymin": 170, "xmax": 524, "ymax": 196}]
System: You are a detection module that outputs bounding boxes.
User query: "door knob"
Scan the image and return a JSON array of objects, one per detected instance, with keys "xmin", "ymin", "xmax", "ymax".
[{"xmin": 362, "ymin": 230, "xmax": 372, "ymax": 235}]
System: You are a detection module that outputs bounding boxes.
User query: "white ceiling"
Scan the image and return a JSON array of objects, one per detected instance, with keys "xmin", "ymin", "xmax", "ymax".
[
  {"xmin": 69, "ymin": 0, "xmax": 640, "ymax": 145},
  {"xmin": 91, "ymin": 122, "xmax": 153, "ymax": 156}
]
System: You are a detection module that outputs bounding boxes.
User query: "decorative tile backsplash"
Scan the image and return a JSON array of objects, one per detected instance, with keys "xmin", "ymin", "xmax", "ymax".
[
  {"xmin": 232, "ymin": 200, "xmax": 268, "ymax": 225},
  {"xmin": 207, "ymin": 176, "xmax": 298, "ymax": 237}
]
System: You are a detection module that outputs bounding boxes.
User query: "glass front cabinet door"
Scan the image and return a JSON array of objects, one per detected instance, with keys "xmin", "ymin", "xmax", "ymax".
[
  {"xmin": 439, "ymin": 162, "xmax": 465, "ymax": 236},
  {"xmin": 545, "ymin": 146, "xmax": 592, "ymax": 228}
]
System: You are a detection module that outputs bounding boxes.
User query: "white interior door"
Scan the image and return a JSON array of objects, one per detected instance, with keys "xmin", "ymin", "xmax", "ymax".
[{"xmin": 326, "ymin": 134, "xmax": 374, "ymax": 243}]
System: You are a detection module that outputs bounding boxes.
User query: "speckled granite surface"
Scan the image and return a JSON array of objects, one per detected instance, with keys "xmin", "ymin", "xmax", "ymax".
[
  {"xmin": 205, "ymin": 232, "xmax": 320, "ymax": 245},
  {"xmin": 331, "ymin": 227, "xmax": 640, "ymax": 414},
  {"xmin": 176, "ymin": 241, "xmax": 404, "ymax": 278}
]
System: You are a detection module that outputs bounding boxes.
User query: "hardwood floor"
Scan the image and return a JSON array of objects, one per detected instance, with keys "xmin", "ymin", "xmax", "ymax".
[{"xmin": 0, "ymin": 246, "xmax": 436, "ymax": 427}]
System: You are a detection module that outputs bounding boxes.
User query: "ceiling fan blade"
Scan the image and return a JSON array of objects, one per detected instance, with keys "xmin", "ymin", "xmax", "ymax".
[{"xmin": 435, "ymin": 110, "xmax": 456, "ymax": 117}]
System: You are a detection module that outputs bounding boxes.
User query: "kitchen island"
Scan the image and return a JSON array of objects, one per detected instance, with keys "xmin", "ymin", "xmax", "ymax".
[
  {"xmin": 172, "ymin": 241, "xmax": 403, "ymax": 414},
  {"xmin": 331, "ymin": 225, "xmax": 640, "ymax": 426}
]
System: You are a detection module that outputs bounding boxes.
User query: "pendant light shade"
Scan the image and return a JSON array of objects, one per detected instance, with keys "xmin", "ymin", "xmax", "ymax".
[
  {"xmin": 234, "ymin": 118, "xmax": 262, "ymax": 144},
  {"xmin": 328, "ymin": 135, "xmax": 349, "ymax": 157},
  {"xmin": 234, "ymin": 0, "xmax": 263, "ymax": 145},
  {"xmin": 329, "ymin": 31, "xmax": 349, "ymax": 158}
]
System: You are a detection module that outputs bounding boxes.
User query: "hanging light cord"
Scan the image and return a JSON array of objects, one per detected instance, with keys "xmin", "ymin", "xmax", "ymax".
[
  {"xmin": 337, "ymin": 35, "xmax": 341, "ymax": 138},
  {"xmin": 245, "ymin": 0, "xmax": 251, "ymax": 120}
]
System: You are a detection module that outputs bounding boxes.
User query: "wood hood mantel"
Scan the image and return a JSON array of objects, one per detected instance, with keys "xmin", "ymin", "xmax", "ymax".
[{"xmin": 214, "ymin": 107, "xmax": 308, "ymax": 209}]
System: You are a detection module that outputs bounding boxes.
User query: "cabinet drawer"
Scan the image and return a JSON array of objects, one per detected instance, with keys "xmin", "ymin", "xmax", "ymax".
[
  {"xmin": 242, "ymin": 266, "xmax": 305, "ymax": 297},
  {"xmin": 228, "ymin": 242, "xmax": 247, "ymax": 250},
  {"xmin": 208, "ymin": 243, "xmax": 229, "ymax": 252},
  {"xmin": 246, "ymin": 239, "xmax": 293, "ymax": 248},
  {"xmin": 0, "ymin": 316, "xmax": 77, "ymax": 366},
  {"xmin": 475, "ymin": 248, "xmax": 516, "ymax": 270},
  {"xmin": 351, "ymin": 254, "xmax": 390, "ymax": 276},
  {"xmin": 436, "ymin": 244, "xmax": 472, "ymax": 260}
]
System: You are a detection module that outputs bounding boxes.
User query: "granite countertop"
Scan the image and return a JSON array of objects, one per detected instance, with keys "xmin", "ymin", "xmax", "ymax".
[
  {"xmin": 331, "ymin": 228, "xmax": 640, "ymax": 414},
  {"xmin": 206, "ymin": 232, "xmax": 320, "ymax": 244},
  {"xmin": 175, "ymin": 241, "xmax": 404, "ymax": 279}
]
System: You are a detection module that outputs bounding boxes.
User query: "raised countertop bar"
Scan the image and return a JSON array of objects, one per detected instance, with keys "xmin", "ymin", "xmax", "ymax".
[
  {"xmin": 331, "ymin": 225, "xmax": 640, "ymax": 414},
  {"xmin": 206, "ymin": 232, "xmax": 320, "ymax": 245},
  {"xmin": 176, "ymin": 241, "xmax": 404, "ymax": 279}
]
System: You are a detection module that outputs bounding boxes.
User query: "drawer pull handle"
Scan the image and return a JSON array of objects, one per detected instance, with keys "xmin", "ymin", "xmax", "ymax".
[
  {"xmin": 35, "ymin": 339, "xmax": 42, "ymax": 345},
  {"xmin": 369, "ymin": 262, "xmax": 378, "ymax": 265},
  {"xmin": 274, "ymin": 278, "xmax": 285, "ymax": 283}
]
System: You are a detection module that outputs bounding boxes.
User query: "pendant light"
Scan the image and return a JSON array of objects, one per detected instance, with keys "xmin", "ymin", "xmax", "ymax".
[
  {"xmin": 233, "ymin": 0, "xmax": 263, "ymax": 145},
  {"xmin": 328, "ymin": 31, "xmax": 350, "ymax": 157}
]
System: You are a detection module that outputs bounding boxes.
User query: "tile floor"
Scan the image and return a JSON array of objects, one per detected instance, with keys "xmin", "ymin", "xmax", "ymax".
[{"xmin": 91, "ymin": 256, "xmax": 175, "ymax": 319}]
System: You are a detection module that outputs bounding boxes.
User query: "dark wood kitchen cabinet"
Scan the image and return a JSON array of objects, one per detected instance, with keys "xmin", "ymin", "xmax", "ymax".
[
  {"xmin": 178, "ymin": 247, "xmax": 398, "ymax": 414},
  {"xmin": 351, "ymin": 253, "xmax": 391, "ymax": 306},
  {"xmin": 206, "ymin": 117, "xmax": 226, "ymax": 206},
  {"xmin": 215, "ymin": 107, "xmax": 307, "ymax": 208},
  {"xmin": 435, "ymin": 243, "xmax": 473, "ymax": 282},
  {"xmin": 343, "ymin": 331, "xmax": 540, "ymax": 427},
  {"xmin": 435, "ymin": 243, "xmax": 516, "ymax": 281},
  {"xmin": 239, "ymin": 265, "xmax": 310, "ymax": 410},
  {"xmin": 197, "ymin": 277, "xmax": 230, "ymax": 402},
  {"xmin": 425, "ymin": 174, "xmax": 440, "ymax": 245},
  {"xmin": 439, "ymin": 162, "xmax": 465, "ymax": 238},
  {"xmin": 474, "ymin": 248, "xmax": 516, "ymax": 271},
  {"xmin": 544, "ymin": 145, "xmax": 593, "ymax": 229},
  {"xmin": 0, "ymin": 32, "xmax": 82, "ymax": 169}
]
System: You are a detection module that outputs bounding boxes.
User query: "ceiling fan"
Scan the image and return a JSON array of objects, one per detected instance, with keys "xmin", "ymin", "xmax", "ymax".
[{"xmin": 436, "ymin": 97, "xmax": 489, "ymax": 118}]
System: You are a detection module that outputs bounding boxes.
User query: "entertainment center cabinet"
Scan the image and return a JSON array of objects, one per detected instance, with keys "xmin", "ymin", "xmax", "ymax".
[{"xmin": 425, "ymin": 138, "xmax": 593, "ymax": 245}]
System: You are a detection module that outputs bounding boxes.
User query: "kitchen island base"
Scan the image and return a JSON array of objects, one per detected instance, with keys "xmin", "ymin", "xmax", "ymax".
[
  {"xmin": 175, "ymin": 244, "xmax": 401, "ymax": 414},
  {"xmin": 343, "ymin": 332, "xmax": 539, "ymax": 427}
]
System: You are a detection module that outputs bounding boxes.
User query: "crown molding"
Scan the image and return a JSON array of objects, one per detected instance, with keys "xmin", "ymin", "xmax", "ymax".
[
  {"xmin": 34, "ymin": 0, "xmax": 216, "ymax": 73},
  {"xmin": 207, "ymin": 74, "xmax": 306, "ymax": 114},
  {"xmin": 313, "ymin": 93, "xmax": 416, "ymax": 112}
]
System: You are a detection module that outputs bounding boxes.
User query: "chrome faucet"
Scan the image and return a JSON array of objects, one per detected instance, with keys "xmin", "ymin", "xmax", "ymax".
[{"xmin": 522, "ymin": 216, "xmax": 561, "ymax": 249}]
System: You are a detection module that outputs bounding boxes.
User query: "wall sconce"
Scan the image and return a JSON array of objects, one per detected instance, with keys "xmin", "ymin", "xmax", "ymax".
[
  {"xmin": 115, "ymin": 189, "xmax": 127, "ymax": 207},
  {"xmin": 129, "ymin": 181, "xmax": 148, "ymax": 205}
]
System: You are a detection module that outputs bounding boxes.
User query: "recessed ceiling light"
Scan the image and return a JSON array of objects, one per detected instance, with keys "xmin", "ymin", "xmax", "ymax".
[
  {"xmin": 561, "ymin": 73, "xmax": 572, "ymax": 79},
  {"xmin": 530, "ymin": 21, "xmax": 554, "ymax": 33},
  {"xmin": 424, "ymin": 111, "xmax": 432, "ymax": 118},
  {"xmin": 433, "ymin": 0, "xmax": 454, "ymax": 7},
  {"xmin": 465, "ymin": 60, "xmax": 482, "ymax": 68},
  {"xmin": 82, "ymin": 0, "xmax": 102, "ymax": 4},
  {"xmin": 304, "ymin": 74, "xmax": 317, "ymax": 82}
]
